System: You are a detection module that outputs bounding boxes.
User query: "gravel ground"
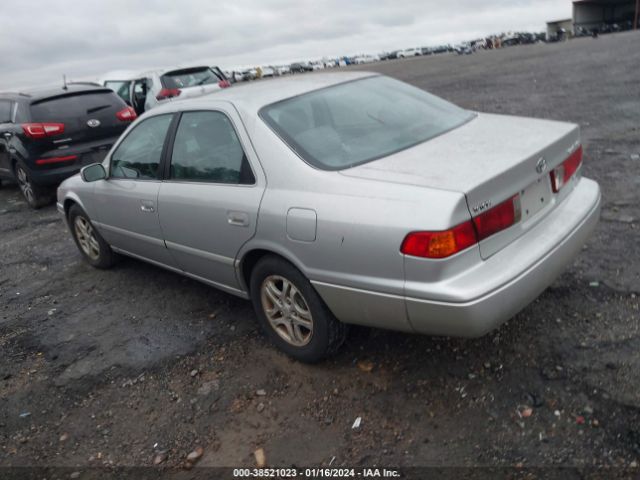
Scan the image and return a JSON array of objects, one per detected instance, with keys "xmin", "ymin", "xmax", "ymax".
[{"xmin": 1, "ymin": 31, "xmax": 639, "ymax": 474}]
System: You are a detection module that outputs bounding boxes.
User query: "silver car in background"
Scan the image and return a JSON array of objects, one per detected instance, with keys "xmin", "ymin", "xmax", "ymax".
[{"xmin": 57, "ymin": 72, "xmax": 601, "ymax": 362}]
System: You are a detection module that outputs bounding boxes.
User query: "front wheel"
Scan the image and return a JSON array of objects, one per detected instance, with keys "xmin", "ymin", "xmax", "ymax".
[
  {"xmin": 14, "ymin": 163, "xmax": 53, "ymax": 209},
  {"xmin": 68, "ymin": 204, "xmax": 116, "ymax": 269},
  {"xmin": 249, "ymin": 256, "xmax": 347, "ymax": 363}
]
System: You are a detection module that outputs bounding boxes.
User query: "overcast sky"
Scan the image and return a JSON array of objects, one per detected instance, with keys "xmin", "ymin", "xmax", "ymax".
[{"xmin": 1, "ymin": 0, "xmax": 571, "ymax": 89}]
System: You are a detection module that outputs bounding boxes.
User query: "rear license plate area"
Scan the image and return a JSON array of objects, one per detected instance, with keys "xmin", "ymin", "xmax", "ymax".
[{"xmin": 520, "ymin": 177, "xmax": 551, "ymax": 221}]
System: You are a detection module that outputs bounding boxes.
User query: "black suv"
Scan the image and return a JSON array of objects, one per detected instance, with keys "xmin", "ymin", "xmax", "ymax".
[{"xmin": 0, "ymin": 84, "xmax": 136, "ymax": 208}]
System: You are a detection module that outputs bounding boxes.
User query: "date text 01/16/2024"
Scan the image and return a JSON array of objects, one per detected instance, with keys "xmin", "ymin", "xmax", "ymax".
[{"xmin": 232, "ymin": 468, "xmax": 401, "ymax": 478}]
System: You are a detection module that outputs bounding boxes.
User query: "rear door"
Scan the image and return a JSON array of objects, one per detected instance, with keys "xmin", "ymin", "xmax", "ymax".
[
  {"xmin": 28, "ymin": 90, "xmax": 130, "ymax": 165},
  {"xmin": 92, "ymin": 113, "xmax": 177, "ymax": 267},
  {"xmin": 157, "ymin": 105, "xmax": 265, "ymax": 292}
]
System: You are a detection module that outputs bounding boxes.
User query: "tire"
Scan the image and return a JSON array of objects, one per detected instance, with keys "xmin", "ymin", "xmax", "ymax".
[
  {"xmin": 249, "ymin": 255, "xmax": 348, "ymax": 363},
  {"xmin": 14, "ymin": 162, "xmax": 53, "ymax": 209},
  {"xmin": 68, "ymin": 204, "xmax": 116, "ymax": 269}
]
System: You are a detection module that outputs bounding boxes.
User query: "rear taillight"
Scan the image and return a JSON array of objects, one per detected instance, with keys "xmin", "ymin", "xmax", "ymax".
[
  {"xmin": 401, "ymin": 222, "xmax": 477, "ymax": 259},
  {"xmin": 401, "ymin": 195, "xmax": 520, "ymax": 259},
  {"xmin": 550, "ymin": 146, "xmax": 582, "ymax": 193},
  {"xmin": 156, "ymin": 88, "xmax": 181, "ymax": 101},
  {"xmin": 21, "ymin": 123, "xmax": 65, "ymax": 139},
  {"xmin": 218, "ymin": 80, "xmax": 231, "ymax": 88},
  {"xmin": 35, "ymin": 155, "xmax": 77, "ymax": 165},
  {"xmin": 116, "ymin": 106, "xmax": 137, "ymax": 122},
  {"xmin": 472, "ymin": 195, "xmax": 520, "ymax": 241}
]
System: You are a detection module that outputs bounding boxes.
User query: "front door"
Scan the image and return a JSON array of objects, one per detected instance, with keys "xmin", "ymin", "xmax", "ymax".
[
  {"xmin": 158, "ymin": 107, "xmax": 265, "ymax": 293},
  {"xmin": 92, "ymin": 113, "xmax": 177, "ymax": 267}
]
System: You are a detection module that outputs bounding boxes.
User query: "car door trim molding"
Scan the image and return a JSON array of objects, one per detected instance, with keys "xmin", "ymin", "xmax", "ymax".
[
  {"xmin": 93, "ymin": 220, "xmax": 165, "ymax": 247},
  {"xmin": 164, "ymin": 240, "xmax": 235, "ymax": 266}
]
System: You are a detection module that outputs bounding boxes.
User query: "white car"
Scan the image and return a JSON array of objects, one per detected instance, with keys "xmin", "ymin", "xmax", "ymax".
[
  {"xmin": 140, "ymin": 66, "xmax": 231, "ymax": 112},
  {"xmin": 276, "ymin": 65, "xmax": 291, "ymax": 76},
  {"xmin": 354, "ymin": 54, "xmax": 380, "ymax": 64},
  {"xmin": 261, "ymin": 66, "xmax": 275, "ymax": 78},
  {"xmin": 398, "ymin": 48, "xmax": 421, "ymax": 58}
]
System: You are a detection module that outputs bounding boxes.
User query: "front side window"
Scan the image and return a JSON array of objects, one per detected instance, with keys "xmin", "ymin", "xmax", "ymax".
[
  {"xmin": 260, "ymin": 75, "xmax": 475, "ymax": 170},
  {"xmin": 170, "ymin": 111, "xmax": 253, "ymax": 184},
  {"xmin": 110, "ymin": 114, "xmax": 173, "ymax": 179}
]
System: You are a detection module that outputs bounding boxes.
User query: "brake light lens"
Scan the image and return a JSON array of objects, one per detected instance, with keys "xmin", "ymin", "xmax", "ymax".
[
  {"xmin": 156, "ymin": 88, "xmax": 181, "ymax": 101},
  {"xmin": 116, "ymin": 106, "xmax": 137, "ymax": 122},
  {"xmin": 550, "ymin": 146, "xmax": 583, "ymax": 193},
  {"xmin": 472, "ymin": 195, "xmax": 520, "ymax": 241},
  {"xmin": 401, "ymin": 221, "xmax": 477, "ymax": 259},
  {"xmin": 218, "ymin": 80, "xmax": 231, "ymax": 88},
  {"xmin": 35, "ymin": 155, "xmax": 77, "ymax": 165},
  {"xmin": 21, "ymin": 123, "xmax": 65, "ymax": 139},
  {"xmin": 401, "ymin": 195, "xmax": 521, "ymax": 259}
]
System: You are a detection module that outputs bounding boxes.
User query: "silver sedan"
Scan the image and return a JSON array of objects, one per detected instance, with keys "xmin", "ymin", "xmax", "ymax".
[{"xmin": 57, "ymin": 72, "xmax": 601, "ymax": 362}]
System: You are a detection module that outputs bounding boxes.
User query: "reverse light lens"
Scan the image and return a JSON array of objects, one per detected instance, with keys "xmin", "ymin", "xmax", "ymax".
[
  {"xmin": 401, "ymin": 221, "xmax": 477, "ymax": 259},
  {"xmin": 116, "ymin": 106, "xmax": 137, "ymax": 121},
  {"xmin": 551, "ymin": 146, "xmax": 583, "ymax": 193},
  {"xmin": 472, "ymin": 195, "xmax": 520, "ymax": 241},
  {"xmin": 22, "ymin": 123, "xmax": 65, "ymax": 139},
  {"xmin": 156, "ymin": 88, "xmax": 181, "ymax": 101}
]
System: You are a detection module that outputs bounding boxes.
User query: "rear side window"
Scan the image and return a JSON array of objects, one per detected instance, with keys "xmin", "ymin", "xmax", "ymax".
[
  {"xmin": 0, "ymin": 101, "xmax": 12, "ymax": 123},
  {"xmin": 104, "ymin": 81, "xmax": 130, "ymax": 104},
  {"xmin": 161, "ymin": 68, "xmax": 221, "ymax": 88},
  {"xmin": 30, "ymin": 91, "xmax": 123, "ymax": 122},
  {"xmin": 170, "ymin": 111, "xmax": 253, "ymax": 184},
  {"xmin": 110, "ymin": 114, "xmax": 173, "ymax": 180}
]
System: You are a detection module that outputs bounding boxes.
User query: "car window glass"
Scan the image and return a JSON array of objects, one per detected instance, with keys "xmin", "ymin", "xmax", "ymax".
[
  {"xmin": 0, "ymin": 101, "xmax": 14, "ymax": 123},
  {"xmin": 260, "ymin": 76, "xmax": 474, "ymax": 170},
  {"xmin": 162, "ymin": 68, "xmax": 218, "ymax": 88},
  {"xmin": 105, "ymin": 81, "xmax": 130, "ymax": 104},
  {"xmin": 110, "ymin": 114, "xmax": 172, "ymax": 179},
  {"xmin": 170, "ymin": 111, "xmax": 253, "ymax": 184}
]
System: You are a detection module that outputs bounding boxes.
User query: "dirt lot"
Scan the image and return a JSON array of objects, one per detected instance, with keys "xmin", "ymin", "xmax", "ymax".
[{"xmin": 1, "ymin": 32, "xmax": 639, "ymax": 474}]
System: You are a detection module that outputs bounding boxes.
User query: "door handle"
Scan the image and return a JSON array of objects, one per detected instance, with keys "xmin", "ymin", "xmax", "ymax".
[
  {"xmin": 227, "ymin": 211, "xmax": 249, "ymax": 227},
  {"xmin": 140, "ymin": 200, "xmax": 155, "ymax": 213}
]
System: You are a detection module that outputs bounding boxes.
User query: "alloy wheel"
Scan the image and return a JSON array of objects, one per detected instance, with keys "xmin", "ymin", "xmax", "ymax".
[
  {"xmin": 74, "ymin": 216, "xmax": 101, "ymax": 260},
  {"xmin": 16, "ymin": 166, "xmax": 35, "ymax": 204},
  {"xmin": 260, "ymin": 275, "xmax": 314, "ymax": 347}
]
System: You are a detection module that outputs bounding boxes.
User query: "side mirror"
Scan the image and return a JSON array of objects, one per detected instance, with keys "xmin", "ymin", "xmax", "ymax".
[{"xmin": 81, "ymin": 163, "xmax": 107, "ymax": 182}]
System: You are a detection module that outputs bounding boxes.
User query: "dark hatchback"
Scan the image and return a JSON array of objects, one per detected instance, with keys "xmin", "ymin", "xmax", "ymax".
[{"xmin": 0, "ymin": 84, "xmax": 136, "ymax": 208}]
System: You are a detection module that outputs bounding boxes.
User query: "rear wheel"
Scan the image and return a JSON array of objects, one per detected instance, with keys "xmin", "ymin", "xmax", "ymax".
[
  {"xmin": 249, "ymin": 255, "xmax": 348, "ymax": 363},
  {"xmin": 14, "ymin": 162, "xmax": 52, "ymax": 209},
  {"xmin": 68, "ymin": 204, "xmax": 116, "ymax": 269}
]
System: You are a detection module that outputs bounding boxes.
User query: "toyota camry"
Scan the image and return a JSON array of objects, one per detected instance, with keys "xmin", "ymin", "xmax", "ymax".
[{"xmin": 56, "ymin": 72, "xmax": 601, "ymax": 362}]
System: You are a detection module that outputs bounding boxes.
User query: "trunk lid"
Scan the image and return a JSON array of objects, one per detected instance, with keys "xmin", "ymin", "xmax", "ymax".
[{"xmin": 340, "ymin": 113, "xmax": 581, "ymax": 258}]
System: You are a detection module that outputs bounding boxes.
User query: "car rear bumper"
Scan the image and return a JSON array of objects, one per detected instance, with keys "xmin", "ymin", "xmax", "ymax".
[{"xmin": 314, "ymin": 178, "xmax": 601, "ymax": 337}]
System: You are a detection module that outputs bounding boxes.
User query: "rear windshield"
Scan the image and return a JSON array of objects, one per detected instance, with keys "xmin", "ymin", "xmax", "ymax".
[
  {"xmin": 161, "ymin": 67, "xmax": 222, "ymax": 89},
  {"xmin": 30, "ymin": 91, "xmax": 122, "ymax": 122},
  {"xmin": 260, "ymin": 76, "xmax": 474, "ymax": 170}
]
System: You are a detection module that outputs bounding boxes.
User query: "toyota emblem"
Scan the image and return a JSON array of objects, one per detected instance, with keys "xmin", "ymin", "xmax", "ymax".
[{"xmin": 535, "ymin": 157, "xmax": 547, "ymax": 174}]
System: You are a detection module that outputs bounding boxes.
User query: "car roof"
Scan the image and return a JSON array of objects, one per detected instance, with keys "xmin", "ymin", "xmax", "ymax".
[
  {"xmin": 154, "ymin": 71, "xmax": 378, "ymax": 115},
  {"xmin": 0, "ymin": 83, "xmax": 113, "ymax": 103}
]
